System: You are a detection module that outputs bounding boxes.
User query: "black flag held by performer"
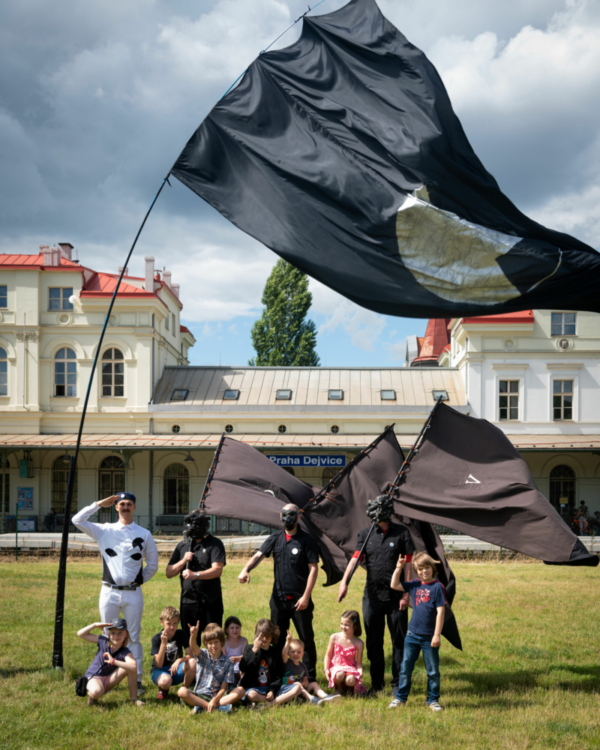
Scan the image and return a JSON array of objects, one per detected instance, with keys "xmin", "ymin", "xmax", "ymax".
[
  {"xmin": 172, "ymin": 0, "xmax": 600, "ymax": 320},
  {"xmin": 394, "ymin": 403, "xmax": 599, "ymax": 567},
  {"xmin": 303, "ymin": 429, "xmax": 462, "ymax": 650},
  {"xmin": 200, "ymin": 437, "xmax": 347, "ymax": 586}
]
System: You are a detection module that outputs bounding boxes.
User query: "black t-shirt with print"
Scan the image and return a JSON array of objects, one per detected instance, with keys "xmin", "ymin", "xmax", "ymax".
[{"xmin": 151, "ymin": 629, "xmax": 186, "ymax": 670}]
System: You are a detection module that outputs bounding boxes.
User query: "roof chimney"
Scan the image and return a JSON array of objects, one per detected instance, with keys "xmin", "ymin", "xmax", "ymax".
[
  {"xmin": 118, "ymin": 266, "xmax": 129, "ymax": 276},
  {"xmin": 162, "ymin": 269, "xmax": 172, "ymax": 288},
  {"xmin": 58, "ymin": 243, "xmax": 73, "ymax": 260},
  {"xmin": 144, "ymin": 256, "xmax": 155, "ymax": 292},
  {"xmin": 51, "ymin": 246, "xmax": 61, "ymax": 266},
  {"xmin": 172, "ymin": 283, "xmax": 180, "ymax": 299},
  {"xmin": 40, "ymin": 245, "xmax": 53, "ymax": 266}
]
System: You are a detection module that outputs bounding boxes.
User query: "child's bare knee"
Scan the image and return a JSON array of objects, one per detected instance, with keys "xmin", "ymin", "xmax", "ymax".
[
  {"xmin": 346, "ymin": 675, "xmax": 357, "ymax": 686},
  {"xmin": 157, "ymin": 674, "xmax": 172, "ymax": 689},
  {"xmin": 177, "ymin": 686, "xmax": 189, "ymax": 699}
]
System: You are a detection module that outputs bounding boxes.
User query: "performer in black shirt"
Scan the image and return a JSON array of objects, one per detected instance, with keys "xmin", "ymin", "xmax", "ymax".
[
  {"xmin": 338, "ymin": 496, "xmax": 414, "ymax": 694},
  {"xmin": 238, "ymin": 504, "xmax": 320, "ymax": 680},
  {"xmin": 166, "ymin": 510, "xmax": 226, "ymax": 647}
]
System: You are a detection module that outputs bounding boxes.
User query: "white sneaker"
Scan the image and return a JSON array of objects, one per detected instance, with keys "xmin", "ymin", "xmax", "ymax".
[
  {"xmin": 428, "ymin": 701, "xmax": 444, "ymax": 712},
  {"xmin": 320, "ymin": 694, "xmax": 342, "ymax": 704},
  {"xmin": 388, "ymin": 699, "xmax": 406, "ymax": 709}
]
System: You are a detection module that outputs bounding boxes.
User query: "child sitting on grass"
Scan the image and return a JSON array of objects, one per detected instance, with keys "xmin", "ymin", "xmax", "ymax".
[
  {"xmin": 241, "ymin": 619, "xmax": 297, "ymax": 708},
  {"xmin": 389, "ymin": 552, "xmax": 446, "ymax": 712},
  {"xmin": 324, "ymin": 610, "xmax": 366, "ymax": 696},
  {"xmin": 178, "ymin": 622, "xmax": 245, "ymax": 714},
  {"xmin": 150, "ymin": 606, "xmax": 196, "ymax": 700},
  {"xmin": 223, "ymin": 616, "xmax": 248, "ymax": 685},
  {"xmin": 77, "ymin": 618, "xmax": 142, "ymax": 707},
  {"xmin": 281, "ymin": 631, "xmax": 341, "ymax": 705}
]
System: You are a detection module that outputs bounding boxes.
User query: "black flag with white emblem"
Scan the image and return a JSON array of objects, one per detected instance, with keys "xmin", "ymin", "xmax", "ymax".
[{"xmin": 172, "ymin": 0, "xmax": 600, "ymax": 319}]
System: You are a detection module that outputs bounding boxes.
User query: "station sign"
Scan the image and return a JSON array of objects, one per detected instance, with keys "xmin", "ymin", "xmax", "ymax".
[{"xmin": 266, "ymin": 454, "xmax": 346, "ymax": 468}]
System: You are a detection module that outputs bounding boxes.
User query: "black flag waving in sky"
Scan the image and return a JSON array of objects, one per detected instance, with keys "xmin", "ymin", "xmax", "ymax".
[{"xmin": 172, "ymin": 0, "xmax": 600, "ymax": 319}]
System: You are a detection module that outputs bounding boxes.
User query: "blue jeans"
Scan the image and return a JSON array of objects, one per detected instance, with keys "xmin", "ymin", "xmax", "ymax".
[
  {"xmin": 151, "ymin": 662, "xmax": 186, "ymax": 686},
  {"xmin": 395, "ymin": 631, "xmax": 440, "ymax": 704}
]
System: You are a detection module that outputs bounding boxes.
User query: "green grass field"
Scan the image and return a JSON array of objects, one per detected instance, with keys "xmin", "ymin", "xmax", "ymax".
[{"xmin": 1, "ymin": 557, "xmax": 599, "ymax": 750}]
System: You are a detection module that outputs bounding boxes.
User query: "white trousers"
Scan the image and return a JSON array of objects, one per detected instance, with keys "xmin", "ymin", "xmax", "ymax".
[{"xmin": 99, "ymin": 585, "xmax": 144, "ymax": 679}]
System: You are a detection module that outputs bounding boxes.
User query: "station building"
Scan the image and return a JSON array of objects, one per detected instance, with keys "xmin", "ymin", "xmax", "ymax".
[{"xmin": 1, "ymin": 246, "xmax": 599, "ymax": 533}]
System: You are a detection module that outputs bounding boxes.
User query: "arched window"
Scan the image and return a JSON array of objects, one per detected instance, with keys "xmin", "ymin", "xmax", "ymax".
[
  {"xmin": 101, "ymin": 348, "xmax": 124, "ymax": 397},
  {"xmin": 52, "ymin": 456, "xmax": 78, "ymax": 514},
  {"xmin": 549, "ymin": 465, "xmax": 576, "ymax": 510},
  {"xmin": 54, "ymin": 347, "xmax": 77, "ymax": 397},
  {"xmin": 99, "ymin": 456, "xmax": 125, "ymax": 499},
  {"xmin": 163, "ymin": 463, "xmax": 189, "ymax": 515},
  {"xmin": 0, "ymin": 347, "xmax": 7, "ymax": 396}
]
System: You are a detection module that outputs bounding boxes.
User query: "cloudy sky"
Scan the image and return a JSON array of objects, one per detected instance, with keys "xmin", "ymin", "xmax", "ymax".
[{"xmin": 1, "ymin": 0, "xmax": 599, "ymax": 366}]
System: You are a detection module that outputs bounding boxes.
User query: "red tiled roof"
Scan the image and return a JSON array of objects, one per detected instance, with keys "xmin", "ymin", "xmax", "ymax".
[
  {"xmin": 180, "ymin": 325, "xmax": 191, "ymax": 334},
  {"xmin": 0, "ymin": 252, "xmax": 81, "ymax": 270},
  {"xmin": 80, "ymin": 272, "xmax": 152, "ymax": 297},
  {"xmin": 413, "ymin": 318, "xmax": 451, "ymax": 364},
  {"xmin": 460, "ymin": 310, "xmax": 534, "ymax": 325}
]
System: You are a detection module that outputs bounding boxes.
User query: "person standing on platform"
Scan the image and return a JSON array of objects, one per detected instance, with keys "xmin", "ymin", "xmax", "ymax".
[
  {"xmin": 166, "ymin": 509, "xmax": 226, "ymax": 646},
  {"xmin": 337, "ymin": 495, "xmax": 414, "ymax": 696},
  {"xmin": 72, "ymin": 492, "xmax": 159, "ymax": 695},
  {"xmin": 237, "ymin": 503, "xmax": 320, "ymax": 681}
]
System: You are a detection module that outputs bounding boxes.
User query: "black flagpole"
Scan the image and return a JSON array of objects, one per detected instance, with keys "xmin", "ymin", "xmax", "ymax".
[
  {"xmin": 344, "ymin": 397, "xmax": 444, "ymax": 590},
  {"xmin": 52, "ymin": 175, "xmax": 171, "ymax": 669}
]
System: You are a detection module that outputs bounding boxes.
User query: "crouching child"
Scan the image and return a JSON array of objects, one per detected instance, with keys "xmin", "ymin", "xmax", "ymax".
[
  {"xmin": 178, "ymin": 622, "xmax": 245, "ymax": 714},
  {"xmin": 151, "ymin": 606, "xmax": 196, "ymax": 700},
  {"xmin": 77, "ymin": 618, "xmax": 142, "ymax": 706}
]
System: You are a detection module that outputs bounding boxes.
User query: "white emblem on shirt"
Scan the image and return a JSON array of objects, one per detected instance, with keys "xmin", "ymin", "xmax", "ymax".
[
  {"xmin": 292, "ymin": 548, "xmax": 299, "ymax": 555},
  {"xmin": 465, "ymin": 474, "xmax": 481, "ymax": 484},
  {"xmin": 390, "ymin": 542, "xmax": 395, "ymax": 547}
]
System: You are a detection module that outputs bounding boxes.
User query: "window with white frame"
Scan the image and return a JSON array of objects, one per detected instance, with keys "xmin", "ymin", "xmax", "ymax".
[
  {"xmin": 499, "ymin": 380, "xmax": 519, "ymax": 421},
  {"xmin": 0, "ymin": 286, "xmax": 7, "ymax": 308},
  {"xmin": 49, "ymin": 287, "xmax": 73, "ymax": 311},
  {"xmin": 0, "ymin": 347, "xmax": 7, "ymax": 396},
  {"xmin": 551, "ymin": 312, "xmax": 576, "ymax": 336},
  {"xmin": 54, "ymin": 347, "xmax": 77, "ymax": 396},
  {"xmin": 553, "ymin": 380, "xmax": 573, "ymax": 421},
  {"xmin": 101, "ymin": 348, "xmax": 124, "ymax": 397}
]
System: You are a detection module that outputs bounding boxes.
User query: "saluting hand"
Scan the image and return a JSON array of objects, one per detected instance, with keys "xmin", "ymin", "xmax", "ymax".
[{"xmin": 97, "ymin": 495, "xmax": 120, "ymax": 509}]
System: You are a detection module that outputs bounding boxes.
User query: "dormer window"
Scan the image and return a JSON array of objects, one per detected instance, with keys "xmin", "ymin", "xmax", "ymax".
[
  {"xmin": 328, "ymin": 389, "xmax": 344, "ymax": 400},
  {"xmin": 432, "ymin": 390, "xmax": 449, "ymax": 402},
  {"xmin": 551, "ymin": 312, "xmax": 576, "ymax": 336},
  {"xmin": 171, "ymin": 389, "xmax": 188, "ymax": 401},
  {"xmin": 381, "ymin": 390, "xmax": 396, "ymax": 401},
  {"xmin": 223, "ymin": 389, "xmax": 240, "ymax": 400},
  {"xmin": 276, "ymin": 389, "xmax": 292, "ymax": 400}
]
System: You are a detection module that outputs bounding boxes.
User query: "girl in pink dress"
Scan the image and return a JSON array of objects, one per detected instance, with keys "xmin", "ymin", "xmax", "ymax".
[{"xmin": 324, "ymin": 610, "xmax": 366, "ymax": 695}]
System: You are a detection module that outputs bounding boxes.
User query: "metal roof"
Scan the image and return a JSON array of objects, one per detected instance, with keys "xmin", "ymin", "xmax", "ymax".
[
  {"xmin": 151, "ymin": 366, "xmax": 466, "ymax": 408},
  {"xmin": 0, "ymin": 433, "xmax": 598, "ymax": 452}
]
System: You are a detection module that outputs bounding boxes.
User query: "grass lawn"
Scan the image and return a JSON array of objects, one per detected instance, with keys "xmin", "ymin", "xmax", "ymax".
[{"xmin": 1, "ymin": 557, "xmax": 599, "ymax": 750}]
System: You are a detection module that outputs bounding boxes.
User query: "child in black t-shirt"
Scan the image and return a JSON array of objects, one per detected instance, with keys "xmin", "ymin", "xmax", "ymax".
[
  {"xmin": 281, "ymin": 631, "xmax": 341, "ymax": 705},
  {"xmin": 389, "ymin": 552, "xmax": 446, "ymax": 712},
  {"xmin": 150, "ymin": 606, "xmax": 196, "ymax": 700}
]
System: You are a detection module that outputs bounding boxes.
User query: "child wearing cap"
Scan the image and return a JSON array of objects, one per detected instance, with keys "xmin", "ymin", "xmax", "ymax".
[{"xmin": 77, "ymin": 619, "xmax": 144, "ymax": 706}]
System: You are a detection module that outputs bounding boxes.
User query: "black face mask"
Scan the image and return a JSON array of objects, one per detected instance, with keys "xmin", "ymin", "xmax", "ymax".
[
  {"xmin": 366, "ymin": 495, "xmax": 394, "ymax": 523},
  {"xmin": 281, "ymin": 509, "xmax": 299, "ymax": 531},
  {"xmin": 183, "ymin": 511, "xmax": 211, "ymax": 540}
]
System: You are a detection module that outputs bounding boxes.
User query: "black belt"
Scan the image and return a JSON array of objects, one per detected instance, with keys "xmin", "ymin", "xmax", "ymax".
[{"xmin": 102, "ymin": 583, "xmax": 138, "ymax": 591}]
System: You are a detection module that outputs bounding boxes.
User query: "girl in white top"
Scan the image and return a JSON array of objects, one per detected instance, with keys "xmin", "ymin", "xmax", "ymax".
[{"xmin": 223, "ymin": 616, "xmax": 248, "ymax": 683}]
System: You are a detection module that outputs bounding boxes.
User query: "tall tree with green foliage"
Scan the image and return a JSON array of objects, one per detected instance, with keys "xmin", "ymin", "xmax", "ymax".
[{"xmin": 249, "ymin": 259, "xmax": 320, "ymax": 366}]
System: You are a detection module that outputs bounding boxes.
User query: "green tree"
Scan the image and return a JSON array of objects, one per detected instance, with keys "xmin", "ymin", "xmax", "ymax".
[{"xmin": 249, "ymin": 259, "xmax": 320, "ymax": 366}]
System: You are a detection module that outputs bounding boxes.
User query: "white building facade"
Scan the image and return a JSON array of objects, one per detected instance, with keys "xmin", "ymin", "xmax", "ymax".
[{"xmin": 1, "ymin": 246, "xmax": 599, "ymax": 533}]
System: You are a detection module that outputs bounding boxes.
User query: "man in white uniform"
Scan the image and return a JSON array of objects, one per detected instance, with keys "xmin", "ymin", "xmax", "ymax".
[{"xmin": 73, "ymin": 492, "xmax": 159, "ymax": 693}]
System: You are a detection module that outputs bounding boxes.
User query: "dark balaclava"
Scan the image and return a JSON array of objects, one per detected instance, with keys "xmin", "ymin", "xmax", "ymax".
[
  {"xmin": 366, "ymin": 495, "xmax": 394, "ymax": 524},
  {"xmin": 281, "ymin": 508, "xmax": 299, "ymax": 531},
  {"xmin": 183, "ymin": 510, "xmax": 211, "ymax": 540}
]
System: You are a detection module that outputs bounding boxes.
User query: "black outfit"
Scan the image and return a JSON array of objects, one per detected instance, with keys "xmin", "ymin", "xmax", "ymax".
[
  {"xmin": 150, "ymin": 629, "xmax": 186, "ymax": 670},
  {"xmin": 239, "ymin": 644, "xmax": 283, "ymax": 694},
  {"xmin": 355, "ymin": 522, "xmax": 414, "ymax": 692},
  {"xmin": 168, "ymin": 534, "xmax": 226, "ymax": 646},
  {"xmin": 259, "ymin": 529, "xmax": 320, "ymax": 680}
]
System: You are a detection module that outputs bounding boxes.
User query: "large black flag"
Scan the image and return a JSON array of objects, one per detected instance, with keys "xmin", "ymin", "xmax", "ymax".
[
  {"xmin": 172, "ymin": 0, "xmax": 600, "ymax": 319},
  {"xmin": 394, "ymin": 404, "xmax": 598, "ymax": 567}
]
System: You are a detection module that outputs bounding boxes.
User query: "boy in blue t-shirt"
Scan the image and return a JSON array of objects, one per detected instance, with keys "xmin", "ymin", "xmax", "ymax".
[{"xmin": 388, "ymin": 552, "xmax": 446, "ymax": 712}]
